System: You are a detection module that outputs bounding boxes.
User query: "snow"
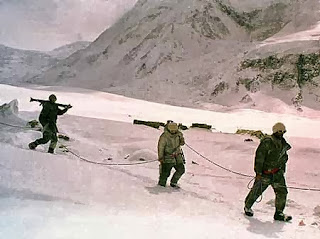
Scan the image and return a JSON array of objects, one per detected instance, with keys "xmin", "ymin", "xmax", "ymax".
[
  {"xmin": 1, "ymin": 1, "xmax": 320, "ymax": 238},
  {"xmin": 0, "ymin": 83, "xmax": 320, "ymax": 238},
  {"xmin": 2, "ymin": 84, "xmax": 320, "ymax": 138},
  {"xmin": 261, "ymin": 22, "xmax": 320, "ymax": 46}
]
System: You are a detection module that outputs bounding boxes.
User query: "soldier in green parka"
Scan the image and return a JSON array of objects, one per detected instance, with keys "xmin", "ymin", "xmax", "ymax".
[
  {"xmin": 29, "ymin": 94, "xmax": 71, "ymax": 154},
  {"xmin": 158, "ymin": 121, "xmax": 185, "ymax": 188},
  {"xmin": 244, "ymin": 122, "xmax": 292, "ymax": 222}
]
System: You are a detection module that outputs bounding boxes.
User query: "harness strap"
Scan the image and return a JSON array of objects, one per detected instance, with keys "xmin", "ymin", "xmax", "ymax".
[{"xmin": 263, "ymin": 168, "xmax": 280, "ymax": 175}]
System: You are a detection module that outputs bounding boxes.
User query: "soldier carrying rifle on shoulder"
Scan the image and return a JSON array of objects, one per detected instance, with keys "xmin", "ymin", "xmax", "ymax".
[{"xmin": 28, "ymin": 94, "xmax": 72, "ymax": 154}]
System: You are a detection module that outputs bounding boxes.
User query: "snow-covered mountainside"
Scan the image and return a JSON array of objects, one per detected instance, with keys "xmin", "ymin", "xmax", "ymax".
[
  {"xmin": 0, "ymin": 44, "xmax": 57, "ymax": 84},
  {"xmin": 28, "ymin": 0, "xmax": 320, "ymax": 110},
  {"xmin": 48, "ymin": 41, "xmax": 91, "ymax": 60},
  {"xmin": 0, "ymin": 42, "xmax": 90, "ymax": 85}
]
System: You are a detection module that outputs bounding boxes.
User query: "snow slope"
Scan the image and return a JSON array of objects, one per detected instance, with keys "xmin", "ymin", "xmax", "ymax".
[
  {"xmin": 48, "ymin": 41, "xmax": 91, "ymax": 60},
  {"xmin": 0, "ymin": 84, "xmax": 319, "ymax": 238},
  {"xmin": 261, "ymin": 22, "xmax": 320, "ymax": 46}
]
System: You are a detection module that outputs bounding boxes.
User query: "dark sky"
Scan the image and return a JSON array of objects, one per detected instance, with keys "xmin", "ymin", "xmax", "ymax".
[{"xmin": 0, "ymin": 0, "xmax": 137, "ymax": 51}]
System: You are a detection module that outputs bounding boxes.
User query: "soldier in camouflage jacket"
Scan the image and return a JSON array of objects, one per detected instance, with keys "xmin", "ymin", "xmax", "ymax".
[
  {"xmin": 244, "ymin": 122, "xmax": 292, "ymax": 222},
  {"xmin": 158, "ymin": 121, "xmax": 185, "ymax": 188},
  {"xmin": 29, "ymin": 94, "xmax": 71, "ymax": 154}
]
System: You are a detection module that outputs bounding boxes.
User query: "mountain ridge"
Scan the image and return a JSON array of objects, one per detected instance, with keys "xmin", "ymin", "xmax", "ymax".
[{"xmin": 23, "ymin": 0, "xmax": 320, "ymax": 110}]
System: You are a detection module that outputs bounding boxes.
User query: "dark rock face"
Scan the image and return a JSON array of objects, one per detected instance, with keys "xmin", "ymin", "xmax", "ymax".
[{"xmin": 240, "ymin": 53, "xmax": 320, "ymax": 90}]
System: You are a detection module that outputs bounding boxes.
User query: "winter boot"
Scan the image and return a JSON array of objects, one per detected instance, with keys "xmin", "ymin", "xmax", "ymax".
[
  {"xmin": 170, "ymin": 183, "xmax": 180, "ymax": 189},
  {"xmin": 28, "ymin": 142, "xmax": 37, "ymax": 150},
  {"xmin": 48, "ymin": 147, "xmax": 54, "ymax": 154},
  {"xmin": 157, "ymin": 182, "xmax": 166, "ymax": 187},
  {"xmin": 274, "ymin": 211, "xmax": 292, "ymax": 222},
  {"xmin": 244, "ymin": 207, "xmax": 254, "ymax": 217}
]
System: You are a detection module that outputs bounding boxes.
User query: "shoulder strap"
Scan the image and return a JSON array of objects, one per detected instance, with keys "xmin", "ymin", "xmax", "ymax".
[{"xmin": 260, "ymin": 134, "xmax": 273, "ymax": 143}]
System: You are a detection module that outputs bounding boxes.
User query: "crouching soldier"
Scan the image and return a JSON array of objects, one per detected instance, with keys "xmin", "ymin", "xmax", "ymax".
[
  {"xmin": 157, "ymin": 121, "xmax": 185, "ymax": 188},
  {"xmin": 244, "ymin": 122, "xmax": 292, "ymax": 222},
  {"xmin": 29, "ymin": 94, "xmax": 71, "ymax": 154}
]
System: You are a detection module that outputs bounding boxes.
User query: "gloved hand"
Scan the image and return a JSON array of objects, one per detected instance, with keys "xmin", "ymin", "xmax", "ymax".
[
  {"xmin": 255, "ymin": 174, "xmax": 262, "ymax": 181},
  {"xmin": 65, "ymin": 104, "xmax": 73, "ymax": 109},
  {"xmin": 158, "ymin": 158, "xmax": 164, "ymax": 164}
]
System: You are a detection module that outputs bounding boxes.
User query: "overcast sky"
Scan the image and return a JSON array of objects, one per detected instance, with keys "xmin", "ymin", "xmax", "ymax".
[{"xmin": 0, "ymin": 0, "xmax": 138, "ymax": 51}]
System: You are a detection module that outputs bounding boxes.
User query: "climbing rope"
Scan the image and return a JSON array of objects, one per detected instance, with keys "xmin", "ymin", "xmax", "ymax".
[
  {"xmin": 1, "ymin": 120, "xmax": 320, "ymax": 191},
  {"xmin": 286, "ymin": 185, "xmax": 320, "ymax": 192},
  {"xmin": 185, "ymin": 143, "xmax": 253, "ymax": 178},
  {"xmin": 0, "ymin": 121, "xmax": 31, "ymax": 129},
  {"xmin": 0, "ymin": 120, "xmax": 157, "ymax": 166},
  {"xmin": 63, "ymin": 146, "xmax": 158, "ymax": 166},
  {"xmin": 247, "ymin": 177, "xmax": 263, "ymax": 203}
]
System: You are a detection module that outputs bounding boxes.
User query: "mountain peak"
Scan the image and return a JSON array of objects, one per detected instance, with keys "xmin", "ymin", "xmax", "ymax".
[{"xmin": 26, "ymin": 0, "xmax": 320, "ymax": 110}]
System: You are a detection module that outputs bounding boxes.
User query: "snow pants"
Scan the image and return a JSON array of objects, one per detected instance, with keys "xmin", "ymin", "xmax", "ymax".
[
  {"xmin": 245, "ymin": 170, "xmax": 288, "ymax": 212},
  {"xmin": 34, "ymin": 124, "xmax": 58, "ymax": 150},
  {"xmin": 158, "ymin": 163, "xmax": 185, "ymax": 186}
]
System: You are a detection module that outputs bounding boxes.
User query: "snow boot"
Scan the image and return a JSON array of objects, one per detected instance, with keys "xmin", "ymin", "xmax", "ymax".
[
  {"xmin": 274, "ymin": 211, "xmax": 292, "ymax": 222},
  {"xmin": 48, "ymin": 148, "xmax": 54, "ymax": 154},
  {"xmin": 170, "ymin": 183, "xmax": 180, "ymax": 189},
  {"xmin": 244, "ymin": 207, "xmax": 254, "ymax": 217},
  {"xmin": 28, "ymin": 142, "xmax": 37, "ymax": 150}
]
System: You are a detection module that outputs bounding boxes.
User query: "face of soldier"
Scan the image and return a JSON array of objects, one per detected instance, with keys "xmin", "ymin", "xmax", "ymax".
[
  {"xmin": 169, "ymin": 129, "xmax": 178, "ymax": 134},
  {"xmin": 167, "ymin": 123, "xmax": 178, "ymax": 134},
  {"xmin": 49, "ymin": 95, "xmax": 57, "ymax": 103},
  {"xmin": 274, "ymin": 130, "xmax": 286, "ymax": 139}
]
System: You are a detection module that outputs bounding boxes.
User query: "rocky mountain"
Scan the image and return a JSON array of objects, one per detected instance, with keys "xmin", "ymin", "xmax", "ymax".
[
  {"xmin": 28, "ymin": 0, "xmax": 320, "ymax": 111},
  {"xmin": 0, "ymin": 44, "xmax": 57, "ymax": 85},
  {"xmin": 0, "ymin": 41, "xmax": 90, "ymax": 85},
  {"xmin": 48, "ymin": 41, "xmax": 90, "ymax": 60}
]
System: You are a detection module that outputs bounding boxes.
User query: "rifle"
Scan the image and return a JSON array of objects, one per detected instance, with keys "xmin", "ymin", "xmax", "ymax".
[{"xmin": 30, "ymin": 97, "xmax": 72, "ymax": 108}]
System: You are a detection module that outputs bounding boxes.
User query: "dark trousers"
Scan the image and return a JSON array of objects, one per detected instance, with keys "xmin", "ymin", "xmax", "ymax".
[
  {"xmin": 158, "ymin": 163, "xmax": 185, "ymax": 186},
  {"xmin": 245, "ymin": 171, "xmax": 288, "ymax": 212},
  {"xmin": 34, "ymin": 124, "xmax": 58, "ymax": 150}
]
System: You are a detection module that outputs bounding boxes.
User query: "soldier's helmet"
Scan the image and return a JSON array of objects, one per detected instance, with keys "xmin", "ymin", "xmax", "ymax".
[
  {"xmin": 272, "ymin": 122, "xmax": 286, "ymax": 134},
  {"xmin": 167, "ymin": 122, "xmax": 178, "ymax": 134},
  {"xmin": 49, "ymin": 94, "xmax": 57, "ymax": 103}
]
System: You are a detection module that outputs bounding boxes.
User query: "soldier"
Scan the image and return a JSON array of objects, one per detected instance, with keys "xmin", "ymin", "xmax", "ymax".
[
  {"xmin": 29, "ymin": 94, "xmax": 71, "ymax": 154},
  {"xmin": 158, "ymin": 120, "xmax": 185, "ymax": 188},
  {"xmin": 244, "ymin": 122, "xmax": 292, "ymax": 222}
]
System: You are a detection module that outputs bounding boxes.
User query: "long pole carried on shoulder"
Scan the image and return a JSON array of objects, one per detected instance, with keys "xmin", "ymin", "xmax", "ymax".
[{"xmin": 30, "ymin": 97, "xmax": 72, "ymax": 108}]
